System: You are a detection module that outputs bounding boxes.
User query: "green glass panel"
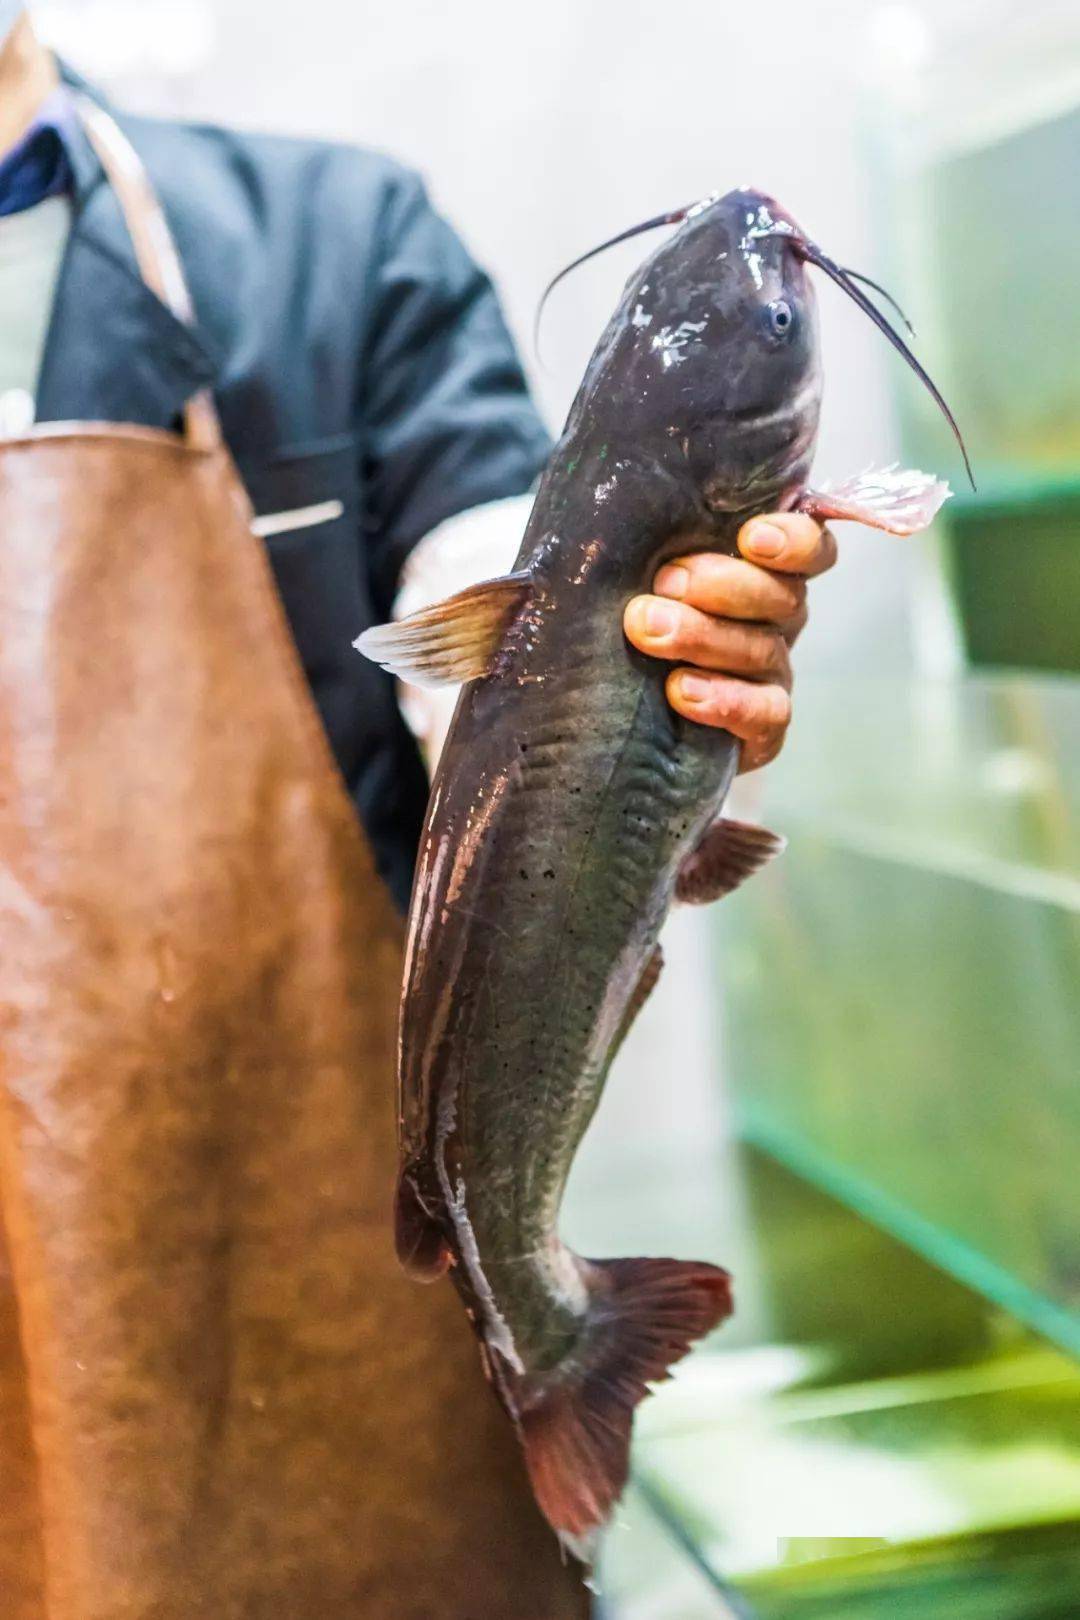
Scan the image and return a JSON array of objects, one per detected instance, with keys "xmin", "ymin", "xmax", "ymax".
[
  {"xmin": 595, "ymin": 1152, "xmax": 1080, "ymax": 1618},
  {"xmin": 941, "ymin": 498, "xmax": 1080, "ymax": 674},
  {"xmin": 891, "ymin": 99, "xmax": 1080, "ymax": 670},
  {"xmin": 901, "ymin": 105, "xmax": 1080, "ymax": 485},
  {"xmin": 716, "ymin": 674, "xmax": 1080, "ymax": 1354}
]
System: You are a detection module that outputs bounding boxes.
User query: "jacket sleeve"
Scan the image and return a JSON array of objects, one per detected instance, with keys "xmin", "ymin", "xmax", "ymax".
[{"xmin": 359, "ymin": 169, "xmax": 551, "ymax": 616}]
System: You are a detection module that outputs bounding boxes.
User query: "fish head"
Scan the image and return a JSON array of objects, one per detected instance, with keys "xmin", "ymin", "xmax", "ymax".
[
  {"xmin": 690, "ymin": 188, "xmax": 820, "ymax": 406},
  {"xmin": 598, "ymin": 187, "xmax": 823, "ymax": 512},
  {"xmin": 551, "ymin": 185, "xmax": 973, "ymax": 506}
]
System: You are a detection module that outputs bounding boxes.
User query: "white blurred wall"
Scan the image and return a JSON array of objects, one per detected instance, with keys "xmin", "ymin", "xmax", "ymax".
[{"xmin": 38, "ymin": 0, "xmax": 943, "ymax": 671}]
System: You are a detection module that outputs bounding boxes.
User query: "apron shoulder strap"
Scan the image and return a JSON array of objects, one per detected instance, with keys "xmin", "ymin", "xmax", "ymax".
[{"xmin": 73, "ymin": 94, "xmax": 222, "ymax": 453}]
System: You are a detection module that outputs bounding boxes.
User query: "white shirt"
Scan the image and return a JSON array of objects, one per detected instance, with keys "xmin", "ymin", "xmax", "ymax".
[{"xmin": 0, "ymin": 191, "xmax": 70, "ymax": 432}]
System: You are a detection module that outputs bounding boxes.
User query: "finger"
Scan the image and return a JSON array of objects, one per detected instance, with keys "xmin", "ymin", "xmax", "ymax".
[
  {"xmin": 737, "ymin": 513, "xmax": 837, "ymax": 577},
  {"xmin": 653, "ymin": 552, "xmax": 807, "ymax": 629},
  {"xmin": 665, "ymin": 669, "xmax": 791, "ymax": 770},
  {"xmin": 624, "ymin": 596, "xmax": 791, "ymax": 684},
  {"xmin": 781, "ymin": 596, "xmax": 809, "ymax": 647}
]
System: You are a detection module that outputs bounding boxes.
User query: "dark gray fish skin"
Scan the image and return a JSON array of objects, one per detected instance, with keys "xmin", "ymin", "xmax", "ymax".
[{"xmin": 396, "ymin": 188, "xmax": 821, "ymax": 1531}]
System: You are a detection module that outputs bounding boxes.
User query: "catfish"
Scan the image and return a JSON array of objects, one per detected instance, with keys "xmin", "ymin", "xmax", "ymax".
[{"xmin": 357, "ymin": 187, "xmax": 968, "ymax": 1553}]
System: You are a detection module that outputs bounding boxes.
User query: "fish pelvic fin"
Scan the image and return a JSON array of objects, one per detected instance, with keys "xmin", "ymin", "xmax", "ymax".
[
  {"xmin": 675, "ymin": 816, "xmax": 786, "ymax": 906},
  {"xmin": 354, "ymin": 571, "xmax": 532, "ymax": 687},
  {"xmin": 514, "ymin": 1256, "xmax": 732, "ymax": 1544},
  {"xmin": 394, "ymin": 1169, "xmax": 452, "ymax": 1282}
]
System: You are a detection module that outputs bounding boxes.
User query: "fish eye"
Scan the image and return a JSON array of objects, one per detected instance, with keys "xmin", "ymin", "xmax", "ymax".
[{"xmin": 766, "ymin": 299, "xmax": 794, "ymax": 340}]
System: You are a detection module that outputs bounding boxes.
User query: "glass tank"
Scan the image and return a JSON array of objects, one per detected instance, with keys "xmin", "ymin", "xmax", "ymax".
[
  {"xmin": 717, "ymin": 674, "xmax": 1079, "ymax": 1354},
  {"xmin": 872, "ymin": 4, "xmax": 1080, "ymax": 672}
]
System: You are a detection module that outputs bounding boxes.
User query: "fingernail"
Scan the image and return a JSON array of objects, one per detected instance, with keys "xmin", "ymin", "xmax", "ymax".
[
  {"xmin": 644, "ymin": 600, "xmax": 677, "ymax": 637},
  {"xmin": 678, "ymin": 673, "xmax": 711, "ymax": 703},
  {"xmin": 745, "ymin": 522, "xmax": 784, "ymax": 558},
  {"xmin": 655, "ymin": 564, "xmax": 689, "ymax": 600}
]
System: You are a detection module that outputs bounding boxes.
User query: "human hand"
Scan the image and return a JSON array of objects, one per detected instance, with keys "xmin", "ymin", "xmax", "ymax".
[{"xmin": 623, "ymin": 512, "xmax": 836, "ymax": 772}]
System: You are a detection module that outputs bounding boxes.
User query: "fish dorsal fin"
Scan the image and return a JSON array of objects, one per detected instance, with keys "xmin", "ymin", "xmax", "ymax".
[
  {"xmin": 676, "ymin": 817, "xmax": 785, "ymax": 905},
  {"xmin": 354, "ymin": 571, "xmax": 532, "ymax": 687}
]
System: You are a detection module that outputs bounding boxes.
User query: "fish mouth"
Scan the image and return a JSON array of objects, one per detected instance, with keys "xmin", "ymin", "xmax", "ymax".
[{"xmin": 701, "ymin": 399, "xmax": 821, "ymax": 517}]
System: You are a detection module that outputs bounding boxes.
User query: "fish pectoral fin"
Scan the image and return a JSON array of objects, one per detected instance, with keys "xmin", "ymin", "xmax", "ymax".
[
  {"xmin": 676, "ymin": 816, "xmax": 785, "ymax": 905},
  {"xmin": 798, "ymin": 466, "xmax": 951, "ymax": 537},
  {"xmin": 354, "ymin": 571, "xmax": 532, "ymax": 687}
]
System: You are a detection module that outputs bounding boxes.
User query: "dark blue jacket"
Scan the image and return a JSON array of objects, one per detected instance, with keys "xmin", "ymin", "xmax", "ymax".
[{"xmin": 43, "ymin": 74, "xmax": 551, "ymax": 908}]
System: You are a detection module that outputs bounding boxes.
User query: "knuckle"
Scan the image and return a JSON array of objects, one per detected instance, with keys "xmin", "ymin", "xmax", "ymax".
[
  {"xmin": 679, "ymin": 612, "xmax": 721, "ymax": 664},
  {"xmin": 662, "ymin": 611, "xmax": 702, "ymax": 661},
  {"xmin": 767, "ymin": 582, "xmax": 804, "ymax": 628},
  {"xmin": 728, "ymin": 566, "xmax": 773, "ymax": 617},
  {"xmin": 740, "ymin": 702, "xmax": 789, "ymax": 769},
  {"xmin": 689, "ymin": 553, "xmax": 739, "ymax": 611},
  {"xmin": 770, "ymin": 685, "xmax": 793, "ymax": 729},
  {"xmin": 719, "ymin": 682, "xmax": 750, "ymax": 726},
  {"xmin": 749, "ymin": 737, "xmax": 781, "ymax": 772},
  {"xmin": 687, "ymin": 610, "xmax": 723, "ymax": 661},
  {"xmin": 811, "ymin": 528, "xmax": 838, "ymax": 575},
  {"xmin": 752, "ymin": 629, "xmax": 785, "ymax": 675},
  {"xmin": 746, "ymin": 683, "xmax": 790, "ymax": 735},
  {"xmin": 701, "ymin": 704, "xmax": 732, "ymax": 732}
]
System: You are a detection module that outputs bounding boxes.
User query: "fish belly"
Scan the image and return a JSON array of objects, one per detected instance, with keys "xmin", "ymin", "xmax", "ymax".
[{"xmin": 406, "ymin": 658, "xmax": 737, "ymax": 1371}]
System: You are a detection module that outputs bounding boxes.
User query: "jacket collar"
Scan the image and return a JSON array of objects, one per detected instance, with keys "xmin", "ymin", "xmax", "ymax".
[{"xmin": 34, "ymin": 64, "xmax": 221, "ymax": 427}]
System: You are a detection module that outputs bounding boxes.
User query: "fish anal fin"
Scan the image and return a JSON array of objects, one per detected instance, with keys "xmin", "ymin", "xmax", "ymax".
[
  {"xmin": 516, "ymin": 1256, "xmax": 732, "ymax": 1542},
  {"xmin": 799, "ymin": 466, "xmax": 951, "ymax": 537},
  {"xmin": 676, "ymin": 816, "xmax": 785, "ymax": 905},
  {"xmin": 394, "ymin": 1170, "xmax": 452, "ymax": 1282},
  {"xmin": 354, "ymin": 571, "xmax": 532, "ymax": 687},
  {"xmin": 614, "ymin": 942, "xmax": 663, "ymax": 1049}
]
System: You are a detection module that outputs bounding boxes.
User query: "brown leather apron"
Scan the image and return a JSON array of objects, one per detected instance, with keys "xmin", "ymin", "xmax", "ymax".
[{"xmin": 0, "ymin": 100, "xmax": 587, "ymax": 1620}]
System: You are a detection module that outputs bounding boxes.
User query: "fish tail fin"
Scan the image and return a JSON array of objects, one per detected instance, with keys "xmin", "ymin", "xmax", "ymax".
[{"xmin": 515, "ymin": 1256, "xmax": 732, "ymax": 1544}]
